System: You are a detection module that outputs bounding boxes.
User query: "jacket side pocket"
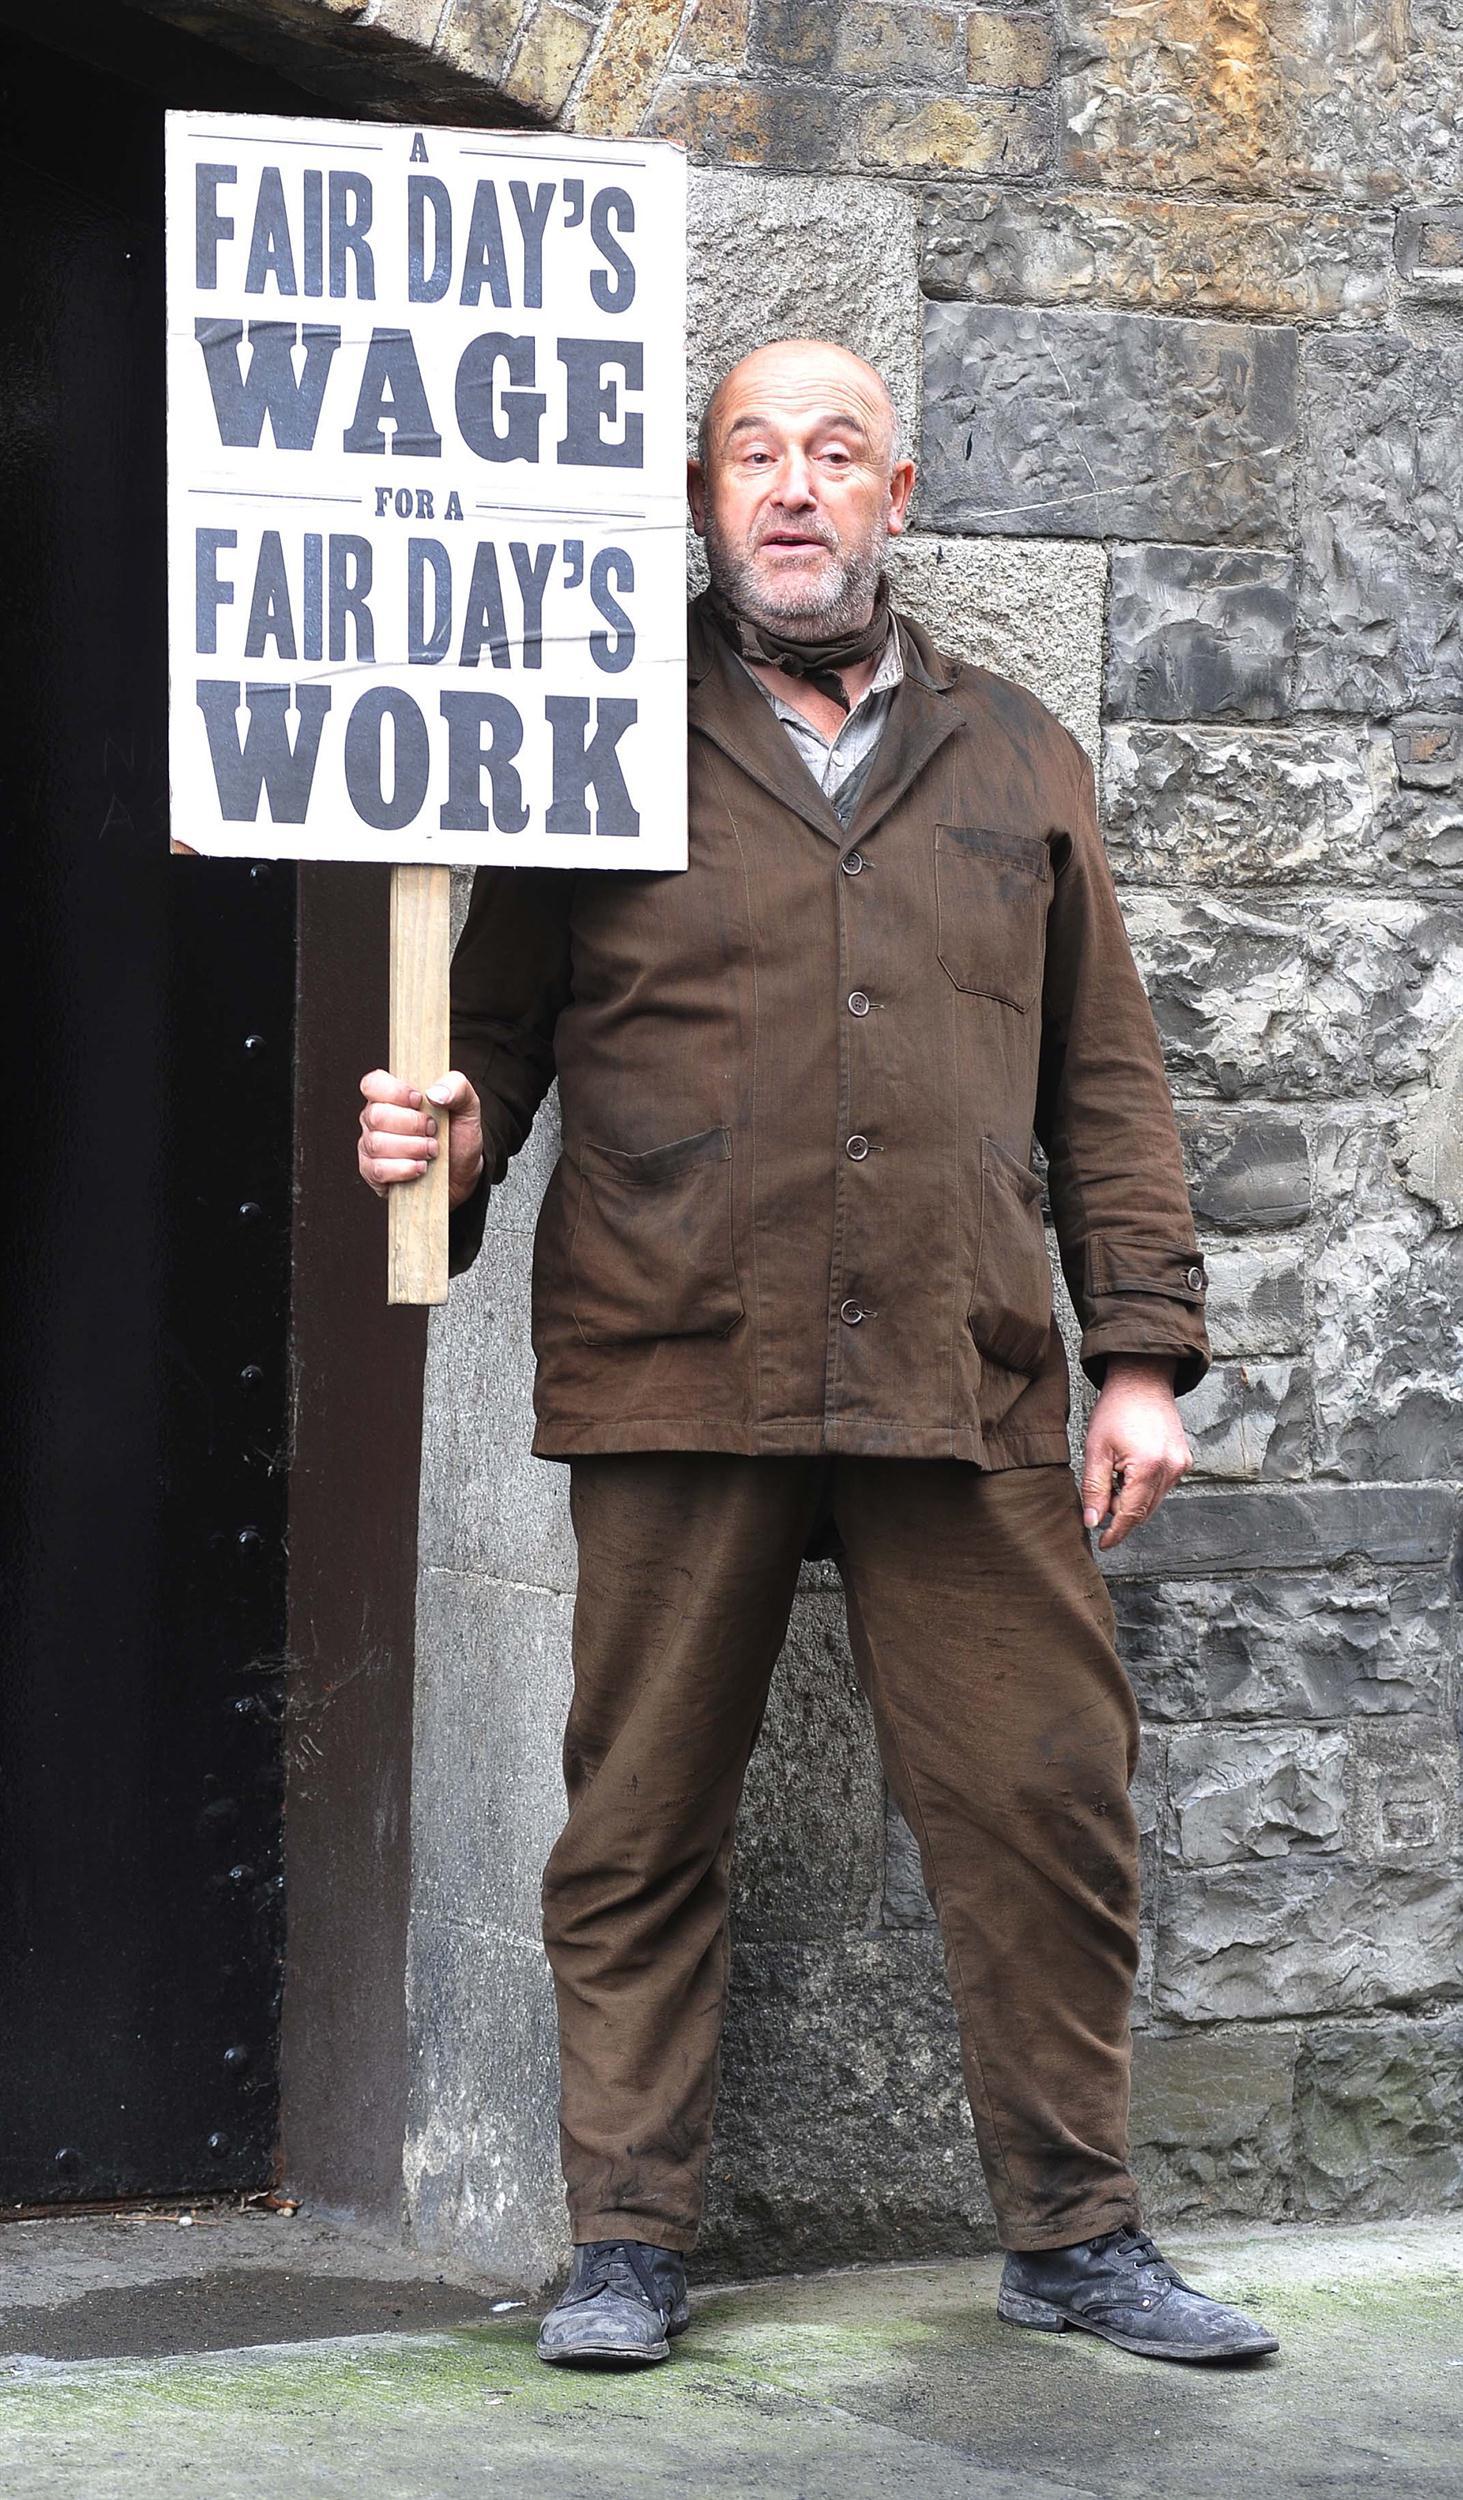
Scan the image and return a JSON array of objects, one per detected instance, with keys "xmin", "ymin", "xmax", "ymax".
[
  {"xmin": 569, "ymin": 1125, "xmax": 745, "ymax": 1348},
  {"xmin": 968, "ymin": 1137, "xmax": 1054, "ymax": 1377}
]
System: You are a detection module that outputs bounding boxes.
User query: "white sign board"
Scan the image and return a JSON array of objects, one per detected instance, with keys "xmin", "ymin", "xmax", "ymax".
[{"xmin": 165, "ymin": 111, "xmax": 687, "ymax": 868}]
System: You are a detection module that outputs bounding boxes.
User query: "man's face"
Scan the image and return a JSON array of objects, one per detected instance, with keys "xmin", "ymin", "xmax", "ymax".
[{"xmin": 689, "ymin": 345, "xmax": 915, "ymax": 638}]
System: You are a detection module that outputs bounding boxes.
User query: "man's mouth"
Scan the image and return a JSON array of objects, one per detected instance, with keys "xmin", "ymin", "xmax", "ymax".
[{"xmin": 757, "ymin": 531, "xmax": 831, "ymax": 553}]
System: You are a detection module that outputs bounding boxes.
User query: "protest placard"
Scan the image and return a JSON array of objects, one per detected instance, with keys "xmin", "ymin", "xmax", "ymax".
[
  {"xmin": 166, "ymin": 110, "xmax": 687, "ymax": 870},
  {"xmin": 165, "ymin": 111, "xmax": 688, "ymax": 1299}
]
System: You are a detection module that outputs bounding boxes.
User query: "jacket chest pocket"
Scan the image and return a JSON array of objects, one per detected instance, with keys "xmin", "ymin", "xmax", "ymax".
[
  {"xmin": 569, "ymin": 1125, "xmax": 745, "ymax": 1348},
  {"xmin": 935, "ymin": 824, "xmax": 1053, "ymax": 1012}
]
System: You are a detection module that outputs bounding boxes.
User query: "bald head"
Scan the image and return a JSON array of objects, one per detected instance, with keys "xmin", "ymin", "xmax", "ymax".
[
  {"xmin": 688, "ymin": 338, "xmax": 915, "ymax": 641},
  {"xmin": 697, "ymin": 339, "xmax": 902, "ymax": 471}
]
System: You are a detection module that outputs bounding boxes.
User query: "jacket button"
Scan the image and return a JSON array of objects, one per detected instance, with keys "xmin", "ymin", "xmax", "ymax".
[
  {"xmin": 840, "ymin": 1299, "xmax": 864, "ymax": 1325},
  {"xmin": 841, "ymin": 851, "xmax": 865, "ymax": 875},
  {"xmin": 848, "ymin": 991, "xmax": 870, "ymax": 1016},
  {"xmin": 846, "ymin": 1135, "xmax": 870, "ymax": 1161},
  {"xmin": 1186, "ymin": 1264, "xmax": 1205, "ymax": 1291}
]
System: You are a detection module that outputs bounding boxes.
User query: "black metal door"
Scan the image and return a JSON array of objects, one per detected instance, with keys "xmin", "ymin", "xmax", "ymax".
[{"xmin": 0, "ymin": 26, "xmax": 293, "ymax": 2204}]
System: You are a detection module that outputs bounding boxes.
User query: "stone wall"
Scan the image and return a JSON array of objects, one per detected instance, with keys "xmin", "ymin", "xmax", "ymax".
[{"xmin": 146, "ymin": 0, "xmax": 1463, "ymax": 2280}]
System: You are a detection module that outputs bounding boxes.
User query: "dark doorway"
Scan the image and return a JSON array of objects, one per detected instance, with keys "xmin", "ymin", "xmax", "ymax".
[{"xmin": 0, "ymin": 23, "xmax": 298, "ymax": 2204}]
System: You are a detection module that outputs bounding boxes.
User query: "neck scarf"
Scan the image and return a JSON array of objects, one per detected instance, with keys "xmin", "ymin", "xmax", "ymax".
[{"xmin": 707, "ymin": 576, "xmax": 892, "ymax": 713}]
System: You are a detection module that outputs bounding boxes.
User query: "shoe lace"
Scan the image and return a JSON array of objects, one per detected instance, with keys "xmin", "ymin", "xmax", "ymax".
[
  {"xmin": 1108, "ymin": 2227, "xmax": 1181, "ymax": 2289},
  {"xmin": 570, "ymin": 2239, "xmax": 669, "ymax": 2311}
]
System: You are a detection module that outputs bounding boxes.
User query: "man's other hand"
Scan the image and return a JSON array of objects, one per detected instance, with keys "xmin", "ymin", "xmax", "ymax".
[
  {"xmin": 358, "ymin": 1068, "xmax": 486, "ymax": 1211},
  {"xmin": 1081, "ymin": 1356, "xmax": 1191, "ymax": 1551}
]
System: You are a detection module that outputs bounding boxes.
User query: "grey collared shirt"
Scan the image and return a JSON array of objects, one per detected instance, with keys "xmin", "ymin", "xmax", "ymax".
[{"xmin": 739, "ymin": 624, "xmax": 904, "ymax": 827}]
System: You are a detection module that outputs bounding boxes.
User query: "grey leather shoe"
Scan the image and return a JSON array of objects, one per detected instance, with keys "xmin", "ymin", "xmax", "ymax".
[
  {"xmin": 999, "ymin": 2226, "xmax": 1279, "ymax": 2362},
  {"xmin": 536, "ymin": 2238, "xmax": 690, "ymax": 2367}
]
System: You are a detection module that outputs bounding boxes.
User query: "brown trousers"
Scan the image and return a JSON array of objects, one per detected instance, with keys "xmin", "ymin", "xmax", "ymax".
[{"xmin": 541, "ymin": 1453, "xmax": 1144, "ymax": 2255}]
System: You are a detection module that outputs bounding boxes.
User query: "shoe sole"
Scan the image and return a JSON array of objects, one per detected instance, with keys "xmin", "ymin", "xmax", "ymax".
[
  {"xmin": 998, "ymin": 2289, "xmax": 1278, "ymax": 2364},
  {"xmin": 537, "ymin": 2339, "xmax": 671, "ymax": 2368},
  {"xmin": 535, "ymin": 2309, "xmax": 690, "ymax": 2369}
]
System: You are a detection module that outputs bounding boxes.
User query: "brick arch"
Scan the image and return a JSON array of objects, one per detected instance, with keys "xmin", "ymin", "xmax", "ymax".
[{"xmin": 128, "ymin": 0, "xmax": 709, "ymax": 137}]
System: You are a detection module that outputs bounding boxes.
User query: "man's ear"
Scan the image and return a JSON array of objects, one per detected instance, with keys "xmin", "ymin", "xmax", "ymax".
[
  {"xmin": 885, "ymin": 458, "xmax": 917, "ymax": 538},
  {"xmin": 686, "ymin": 457, "xmax": 707, "ymax": 537}
]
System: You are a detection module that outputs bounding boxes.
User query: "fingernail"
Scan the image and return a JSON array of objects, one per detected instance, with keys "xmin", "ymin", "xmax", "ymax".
[
  {"xmin": 426, "ymin": 1082, "xmax": 450, "ymax": 1103},
  {"xmin": 425, "ymin": 1119, "xmax": 437, "ymax": 1137},
  {"xmin": 1083, "ymin": 1507, "xmax": 1099, "ymax": 1528},
  {"xmin": 408, "ymin": 1089, "xmax": 423, "ymax": 1106}
]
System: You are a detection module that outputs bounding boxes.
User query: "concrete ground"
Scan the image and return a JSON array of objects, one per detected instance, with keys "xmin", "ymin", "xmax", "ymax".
[{"xmin": 0, "ymin": 2206, "xmax": 1459, "ymax": 2497}]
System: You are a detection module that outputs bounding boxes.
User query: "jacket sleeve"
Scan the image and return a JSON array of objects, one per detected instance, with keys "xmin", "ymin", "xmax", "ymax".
[
  {"xmin": 1033, "ymin": 725, "xmax": 1211, "ymax": 1397},
  {"xmin": 445, "ymin": 863, "xmax": 576, "ymax": 1278}
]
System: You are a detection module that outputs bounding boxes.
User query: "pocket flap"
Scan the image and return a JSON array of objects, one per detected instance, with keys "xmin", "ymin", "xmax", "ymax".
[{"xmin": 580, "ymin": 1126, "xmax": 731, "ymax": 1187}]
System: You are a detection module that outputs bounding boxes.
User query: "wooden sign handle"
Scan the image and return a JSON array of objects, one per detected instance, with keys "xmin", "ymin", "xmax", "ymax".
[{"xmin": 388, "ymin": 862, "xmax": 452, "ymax": 1306}]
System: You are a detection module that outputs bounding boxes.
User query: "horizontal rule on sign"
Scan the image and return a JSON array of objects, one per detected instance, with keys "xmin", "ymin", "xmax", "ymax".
[{"xmin": 165, "ymin": 110, "xmax": 688, "ymax": 868}]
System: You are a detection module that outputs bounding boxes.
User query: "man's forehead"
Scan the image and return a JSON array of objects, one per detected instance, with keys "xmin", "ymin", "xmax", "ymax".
[
  {"xmin": 709, "ymin": 346, "xmax": 893, "ymax": 441},
  {"xmin": 723, "ymin": 398, "xmax": 878, "ymax": 440}
]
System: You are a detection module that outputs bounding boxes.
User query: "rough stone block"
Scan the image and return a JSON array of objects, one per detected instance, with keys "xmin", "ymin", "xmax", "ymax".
[
  {"xmin": 1101, "ymin": 724, "xmax": 1395, "ymax": 886},
  {"xmin": 1180, "ymin": 1359, "xmax": 1309, "ymax": 1481},
  {"xmin": 966, "ymin": 6, "xmax": 1055, "ymax": 88},
  {"xmin": 649, "ymin": 77, "xmax": 844, "ymax": 170},
  {"xmin": 1105, "ymin": 546, "xmax": 1296, "ymax": 724},
  {"xmin": 1166, "ymin": 1727, "xmax": 1346, "ymax": 1866},
  {"xmin": 1294, "ymin": 2020, "xmax": 1463, "ymax": 2218},
  {"xmin": 435, "ymin": 0, "xmax": 532, "ymax": 83},
  {"xmin": 1312, "ymin": 1205, "xmax": 1463, "ymax": 1481},
  {"xmin": 673, "ymin": 0, "xmax": 749, "ymax": 69},
  {"xmin": 502, "ymin": 0, "xmax": 595, "ymax": 115},
  {"xmin": 1154, "ymin": 1862, "xmax": 1463, "ymax": 2023},
  {"xmin": 1097, "ymin": 1484, "xmax": 1459, "ymax": 1579},
  {"xmin": 686, "ymin": 170, "xmax": 919, "ymax": 449},
  {"xmin": 732, "ymin": 1594, "xmax": 885, "ymax": 1941},
  {"xmin": 1197, "ymin": 1246, "xmax": 1307, "ymax": 1359},
  {"xmin": 570, "ymin": 0, "xmax": 685, "ymax": 135},
  {"xmin": 886, "ymin": 534, "xmax": 1106, "ymax": 760},
  {"xmin": 1181, "ymin": 1113, "xmax": 1311, "ymax": 1231},
  {"xmin": 1402, "ymin": 1018, "xmax": 1463, "ymax": 1228},
  {"xmin": 1127, "ymin": 896, "xmax": 1306, "ymax": 1100},
  {"xmin": 1130, "ymin": 2029, "xmax": 1297, "ymax": 2226},
  {"xmin": 1396, "ymin": 203, "xmax": 1463, "ymax": 302},
  {"xmin": 701, "ymin": 1933, "xmax": 995, "ymax": 2272},
  {"xmin": 1393, "ymin": 713, "xmax": 1463, "ymax": 792},
  {"xmin": 1112, "ymin": 1567, "xmax": 1455, "ymax": 1724},
  {"xmin": 756, "ymin": 0, "xmax": 963, "ymax": 84},
  {"xmin": 1132, "ymin": 1730, "xmax": 1166, "ymax": 2031},
  {"xmin": 883, "ymin": 1796, "xmax": 935, "ymax": 1927},
  {"xmin": 857, "ymin": 94, "xmax": 1051, "ymax": 176},
  {"xmin": 1129, "ymin": 896, "xmax": 1463, "ymax": 1100},
  {"xmin": 1347, "ymin": 1721, "xmax": 1462, "ymax": 1866},
  {"xmin": 922, "ymin": 302, "xmax": 1297, "ymax": 543},
  {"xmin": 1296, "ymin": 333, "xmax": 1463, "ymax": 716},
  {"xmin": 1056, "ymin": 0, "xmax": 1420, "ymax": 205},
  {"xmin": 920, "ymin": 186, "xmax": 1392, "ymax": 321}
]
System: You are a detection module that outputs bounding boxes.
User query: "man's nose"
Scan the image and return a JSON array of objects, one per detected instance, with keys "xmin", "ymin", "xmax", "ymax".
[{"xmin": 777, "ymin": 450, "xmax": 818, "ymax": 507}]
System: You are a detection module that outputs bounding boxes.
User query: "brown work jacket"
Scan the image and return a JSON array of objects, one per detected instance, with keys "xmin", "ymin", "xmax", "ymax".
[{"xmin": 447, "ymin": 591, "xmax": 1211, "ymax": 1466}]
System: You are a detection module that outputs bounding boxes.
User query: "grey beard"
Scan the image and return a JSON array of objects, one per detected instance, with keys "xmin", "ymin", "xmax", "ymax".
[{"xmin": 703, "ymin": 511, "xmax": 885, "ymax": 642}]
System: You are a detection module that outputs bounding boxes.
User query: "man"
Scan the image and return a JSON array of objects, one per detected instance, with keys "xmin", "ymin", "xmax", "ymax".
[{"xmin": 358, "ymin": 340, "xmax": 1278, "ymax": 2370}]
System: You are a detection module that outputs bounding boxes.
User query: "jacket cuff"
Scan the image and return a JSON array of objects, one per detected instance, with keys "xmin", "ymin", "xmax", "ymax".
[
  {"xmin": 447, "ymin": 1167, "xmax": 492, "ymax": 1278},
  {"xmin": 1079, "ymin": 1235, "xmax": 1212, "ymax": 1398}
]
